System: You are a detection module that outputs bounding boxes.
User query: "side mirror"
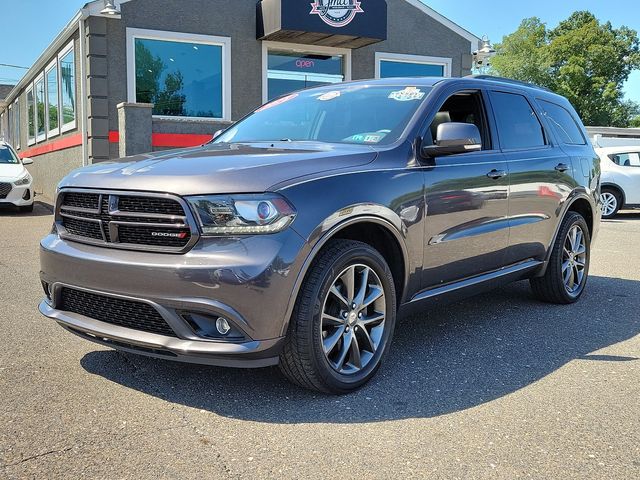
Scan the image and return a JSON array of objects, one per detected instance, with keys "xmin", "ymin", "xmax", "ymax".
[
  {"xmin": 22, "ymin": 157, "xmax": 34, "ymax": 165},
  {"xmin": 212, "ymin": 129, "xmax": 224, "ymax": 140},
  {"xmin": 421, "ymin": 122, "xmax": 482, "ymax": 158}
]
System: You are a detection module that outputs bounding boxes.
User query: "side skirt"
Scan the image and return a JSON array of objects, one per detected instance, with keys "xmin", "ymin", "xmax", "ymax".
[{"xmin": 399, "ymin": 259, "xmax": 543, "ymax": 317}]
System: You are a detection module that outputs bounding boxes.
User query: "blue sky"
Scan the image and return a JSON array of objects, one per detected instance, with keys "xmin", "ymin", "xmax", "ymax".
[{"xmin": 1, "ymin": 0, "xmax": 639, "ymax": 101}]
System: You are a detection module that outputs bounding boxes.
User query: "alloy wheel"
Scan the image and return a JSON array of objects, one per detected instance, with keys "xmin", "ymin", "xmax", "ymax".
[
  {"xmin": 562, "ymin": 225, "xmax": 587, "ymax": 295},
  {"xmin": 601, "ymin": 192, "xmax": 618, "ymax": 217},
  {"xmin": 321, "ymin": 264, "xmax": 386, "ymax": 375}
]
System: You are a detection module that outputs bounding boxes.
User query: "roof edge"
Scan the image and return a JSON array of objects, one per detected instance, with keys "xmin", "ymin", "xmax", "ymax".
[{"xmin": 404, "ymin": 0, "xmax": 482, "ymax": 53}]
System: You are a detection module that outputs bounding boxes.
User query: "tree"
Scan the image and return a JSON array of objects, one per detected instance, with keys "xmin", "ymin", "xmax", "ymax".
[{"xmin": 491, "ymin": 11, "xmax": 640, "ymax": 127}]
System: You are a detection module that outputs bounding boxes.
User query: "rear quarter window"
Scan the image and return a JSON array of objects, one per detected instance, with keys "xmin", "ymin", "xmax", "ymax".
[{"xmin": 539, "ymin": 100, "xmax": 586, "ymax": 145}]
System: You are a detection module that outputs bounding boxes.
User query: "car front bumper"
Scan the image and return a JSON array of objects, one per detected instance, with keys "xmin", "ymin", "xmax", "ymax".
[
  {"xmin": 39, "ymin": 229, "xmax": 308, "ymax": 367},
  {"xmin": 0, "ymin": 179, "xmax": 34, "ymax": 206}
]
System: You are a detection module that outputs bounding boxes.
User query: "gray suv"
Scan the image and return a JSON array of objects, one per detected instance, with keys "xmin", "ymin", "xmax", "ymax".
[{"xmin": 39, "ymin": 76, "xmax": 601, "ymax": 393}]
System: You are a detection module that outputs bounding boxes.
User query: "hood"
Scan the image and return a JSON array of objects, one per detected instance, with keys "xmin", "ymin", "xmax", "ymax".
[
  {"xmin": 59, "ymin": 142, "xmax": 377, "ymax": 195},
  {"xmin": 0, "ymin": 163, "xmax": 26, "ymax": 182}
]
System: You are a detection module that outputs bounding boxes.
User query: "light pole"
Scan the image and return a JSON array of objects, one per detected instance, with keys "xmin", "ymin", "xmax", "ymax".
[{"xmin": 473, "ymin": 36, "xmax": 497, "ymax": 75}]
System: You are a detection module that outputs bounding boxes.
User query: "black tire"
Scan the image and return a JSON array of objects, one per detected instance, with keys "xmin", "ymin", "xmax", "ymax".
[
  {"xmin": 19, "ymin": 204, "xmax": 34, "ymax": 213},
  {"xmin": 530, "ymin": 212, "xmax": 591, "ymax": 304},
  {"xmin": 601, "ymin": 188, "xmax": 622, "ymax": 219},
  {"xmin": 279, "ymin": 239, "xmax": 397, "ymax": 394}
]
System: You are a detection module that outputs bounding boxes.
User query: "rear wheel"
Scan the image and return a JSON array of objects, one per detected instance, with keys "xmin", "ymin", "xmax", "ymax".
[
  {"xmin": 601, "ymin": 188, "xmax": 621, "ymax": 219},
  {"xmin": 279, "ymin": 239, "xmax": 397, "ymax": 394},
  {"xmin": 530, "ymin": 212, "xmax": 590, "ymax": 304}
]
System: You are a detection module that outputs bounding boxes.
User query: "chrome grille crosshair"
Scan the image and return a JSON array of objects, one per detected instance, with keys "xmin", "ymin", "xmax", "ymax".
[{"xmin": 56, "ymin": 189, "xmax": 199, "ymax": 253}]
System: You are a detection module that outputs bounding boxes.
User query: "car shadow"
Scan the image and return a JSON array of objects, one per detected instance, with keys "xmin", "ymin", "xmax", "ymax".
[
  {"xmin": 81, "ymin": 275, "xmax": 640, "ymax": 424},
  {"xmin": 0, "ymin": 200, "xmax": 53, "ymax": 217},
  {"xmin": 603, "ymin": 210, "xmax": 640, "ymax": 222}
]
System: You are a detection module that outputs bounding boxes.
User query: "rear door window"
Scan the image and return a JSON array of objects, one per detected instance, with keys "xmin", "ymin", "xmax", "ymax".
[
  {"xmin": 490, "ymin": 91, "xmax": 546, "ymax": 150},
  {"xmin": 539, "ymin": 100, "xmax": 586, "ymax": 145}
]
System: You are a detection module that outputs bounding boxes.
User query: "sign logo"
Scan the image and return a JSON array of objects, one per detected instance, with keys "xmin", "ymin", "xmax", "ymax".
[
  {"xmin": 151, "ymin": 231, "xmax": 188, "ymax": 239},
  {"xmin": 310, "ymin": 0, "xmax": 364, "ymax": 28}
]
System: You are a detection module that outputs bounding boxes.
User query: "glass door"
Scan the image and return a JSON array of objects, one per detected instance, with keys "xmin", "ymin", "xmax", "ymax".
[{"xmin": 267, "ymin": 51, "xmax": 344, "ymax": 101}]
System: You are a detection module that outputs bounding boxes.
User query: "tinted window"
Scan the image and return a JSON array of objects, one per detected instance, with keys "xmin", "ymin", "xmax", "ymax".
[
  {"xmin": 540, "ymin": 100, "xmax": 585, "ymax": 145},
  {"xmin": 135, "ymin": 38, "xmax": 223, "ymax": 118},
  {"xmin": 611, "ymin": 152, "xmax": 640, "ymax": 167},
  {"xmin": 491, "ymin": 92, "xmax": 546, "ymax": 149},
  {"xmin": 380, "ymin": 61, "xmax": 445, "ymax": 78}
]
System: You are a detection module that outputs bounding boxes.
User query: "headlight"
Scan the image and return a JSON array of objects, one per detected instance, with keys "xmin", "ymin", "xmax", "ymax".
[
  {"xmin": 14, "ymin": 173, "xmax": 31, "ymax": 186},
  {"xmin": 187, "ymin": 194, "xmax": 296, "ymax": 235}
]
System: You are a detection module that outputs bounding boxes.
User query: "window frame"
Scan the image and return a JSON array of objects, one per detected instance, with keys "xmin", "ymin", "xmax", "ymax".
[
  {"xmin": 26, "ymin": 85, "xmax": 36, "ymax": 146},
  {"xmin": 45, "ymin": 58, "xmax": 60, "ymax": 138},
  {"xmin": 261, "ymin": 41, "xmax": 352, "ymax": 104},
  {"xmin": 6, "ymin": 104, "xmax": 12, "ymax": 146},
  {"xmin": 375, "ymin": 52, "xmax": 452, "ymax": 79},
  {"xmin": 34, "ymin": 73, "xmax": 47, "ymax": 143},
  {"xmin": 58, "ymin": 41, "xmax": 77, "ymax": 133},
  {"xmin": 126, "ymin": 28, "xmax": 232, "ymax": 122},
  {"xmin": 488, "ymin": 89, "xmax": 550, "ymax": 153},
  {"xmin": 13, "ymin": 98, "xmax": 20, "ymax": 150}
]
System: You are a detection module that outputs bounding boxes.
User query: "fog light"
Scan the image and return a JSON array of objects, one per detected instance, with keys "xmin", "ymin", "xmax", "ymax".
[{"xmin": 216, "ymin": 317, "xmax": 231, "ymax": 335}]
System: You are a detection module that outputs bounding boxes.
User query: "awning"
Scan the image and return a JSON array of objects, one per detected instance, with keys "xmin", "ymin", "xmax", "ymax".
[{"xmin": 257, "ymin": 0, "xmax": 387, "ymax": 49}]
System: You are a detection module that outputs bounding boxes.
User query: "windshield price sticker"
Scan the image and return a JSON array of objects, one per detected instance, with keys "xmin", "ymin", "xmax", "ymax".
[{"xmin": 388, "ymin": 87, "xmax": 425, "ymax": 102}]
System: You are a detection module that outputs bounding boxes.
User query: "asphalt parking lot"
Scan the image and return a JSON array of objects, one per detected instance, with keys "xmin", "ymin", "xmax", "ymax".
[{"xmin": 1, "ymin": 202, "xmax": 639, "ymax": 479}]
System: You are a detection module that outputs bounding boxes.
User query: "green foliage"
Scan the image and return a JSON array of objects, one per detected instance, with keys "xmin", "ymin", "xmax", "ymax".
[
  {"xmin": 135, "ymin": 42, "xmax": 186, "ymax": 116},
  {"xmin": 491, "ymin": 11, "xmax": 640, "ymax": 127}
]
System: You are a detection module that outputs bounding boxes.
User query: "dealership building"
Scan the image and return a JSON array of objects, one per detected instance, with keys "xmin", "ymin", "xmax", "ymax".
[{"xmin": 0, "ymin": 0, "xmax": 480, "ymax": 200}]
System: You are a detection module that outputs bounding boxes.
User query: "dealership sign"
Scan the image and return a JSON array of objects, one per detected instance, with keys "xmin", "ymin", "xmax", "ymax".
[{"xmin": 310, "ymin": 0, "xmax": 364, "ymax": 28}]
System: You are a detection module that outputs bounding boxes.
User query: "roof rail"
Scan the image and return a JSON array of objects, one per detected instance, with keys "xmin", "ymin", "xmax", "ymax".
[{"xmin": 466, "ymin": 75, "xmax": 554, "ymax": 93}]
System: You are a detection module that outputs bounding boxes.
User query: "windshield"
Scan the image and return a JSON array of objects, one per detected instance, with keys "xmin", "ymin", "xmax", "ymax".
[
  {"xmin": 216, "ymin": 85, "xmax": 432, "ymax": 146},
  {"xmin": 0, "ymin": 145, "xmax": 20, "ymax": 164}
]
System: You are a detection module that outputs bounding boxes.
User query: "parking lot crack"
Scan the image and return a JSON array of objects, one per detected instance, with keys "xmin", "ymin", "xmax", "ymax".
[{"xmin": 1, "ymin": 446, "xmax": 74, "ymax": 469}]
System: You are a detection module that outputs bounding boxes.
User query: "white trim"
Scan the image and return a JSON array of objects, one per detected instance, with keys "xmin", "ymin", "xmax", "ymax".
[
  {"xmin": 13, "ymin": 98, "xmax": 20, "ymax": 150},
  {"xmin": 45, "ymin": 58, "xmax": 60, "ymax": 138},
  {"xmin": 58, "ymin": 40, "xmax": 77, "ymax": 133},
  {"xmin": 34, "ymin": 73, "xmax": 46, "ymax": 143},
  {"xmin": 126, "ymin": 28, "xmax": 232, "ymax": 122},
  {"xmin": 403, "ymin": 0, "xmax": 481, "ymax": 54},
  {"xmin": 261, "ymin": 41, "xmax": 352, "ymax": 104},
  {"xmin": 374, "ymin": 52, "xmax": 452, "ymax": 79},
  {"xmin": 26, "ymin": 85, "xmax": 35, "ymax": 146},
  {"xmin": 6, "ymin": 104, "xmax": 12, "ymax": 146}
]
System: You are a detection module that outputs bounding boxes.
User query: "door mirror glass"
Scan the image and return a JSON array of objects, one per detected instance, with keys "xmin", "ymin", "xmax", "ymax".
[
  {"xmin": 422, "ymin": 122, "xmax": 482, "ymax": 157},
  {"xmin": 212, "ymin": 129, "xmax": 225, "ymax": 140},
  {"xmin": 22, "ymin": 157, "xmax": 34, "ymax": 165}
]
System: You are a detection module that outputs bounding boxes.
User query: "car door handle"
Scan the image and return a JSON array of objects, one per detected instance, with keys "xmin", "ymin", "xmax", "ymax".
[
  {"xmin": 486, "ymin": 169, "xmax": 507, "ymax": 179},
  {"xmin": 555, "ymin": 163, "xmax": 570, "ymax": 172}
]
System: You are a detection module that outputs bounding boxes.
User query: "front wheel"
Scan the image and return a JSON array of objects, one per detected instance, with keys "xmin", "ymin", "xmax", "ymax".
[
  {"xmin": 279, "ymin": 239, "xmax": 397, "ymax": 394},
  {"xmin": 530, "ymin": 212, "xmax": 591, "ymax": 304}
]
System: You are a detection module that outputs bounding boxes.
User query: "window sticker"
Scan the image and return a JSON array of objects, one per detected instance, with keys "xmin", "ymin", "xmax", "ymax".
[
  {"xmin": 256, "ymin": 93, "xmax": 298, "ymax": 112},
  {"xmin": 317, "ymin": 91, "xmax": 341, "ymax": 101},
  {"xmin": 343, "ymin": 132, "xmax": 387, "ymax": 144},
  {"xmin": 388, "ymin": 87, "xmax": 425, "ymax": 102}
]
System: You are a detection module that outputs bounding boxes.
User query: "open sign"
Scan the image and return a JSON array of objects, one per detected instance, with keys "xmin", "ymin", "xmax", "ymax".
[{"xmin": 295, "ymin": 59, "xmax": 315, "ymax": 69}]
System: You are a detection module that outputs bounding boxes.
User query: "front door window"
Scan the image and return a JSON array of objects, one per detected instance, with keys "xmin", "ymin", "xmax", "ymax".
[{"xmin": 267, "ymin": 51, "xmax": 344, "ymax": 101}]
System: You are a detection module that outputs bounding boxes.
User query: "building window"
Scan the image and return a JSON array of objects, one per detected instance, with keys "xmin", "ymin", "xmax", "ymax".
[
  {"xmin": 6, "ymin": 106, "xmax": 12, "ymax": 145},
  {"xmin": 59, "ymin": 43, "xmax": 76, "ymax": 132},
  {"xmin": 27, "ymin": 87, "xmax": 35, "ymax": 145},
  {"xmin": 13, "ymin": 99, "xmax": 20, "ymax": 149},
  {"xmin": 262, "ymin": 42, "xmax": 351, "ymax": 103},
  {"xmin": 46, "ymin": 59, "xmax": 60, "ymax": 137},
  {"xmin": 35, "ymin": 76, "xmax": 46, "ymax": 142},
  {"xmin": 127, "ymin": 28, "xmax": 231, "ymax": 121},
  {"xmin": 375, "ymin": 53, "xmax": 452, "ymax": 79}
]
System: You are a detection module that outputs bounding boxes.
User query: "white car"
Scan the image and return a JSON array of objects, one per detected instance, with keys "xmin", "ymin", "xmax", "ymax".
[
  {"xmin": 596, "ymin": 146, "xmax": 640, "ymax": 218},
  {"xmin": 0, "ymin": 141, "xmax": 34, "ymax": 213}
]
